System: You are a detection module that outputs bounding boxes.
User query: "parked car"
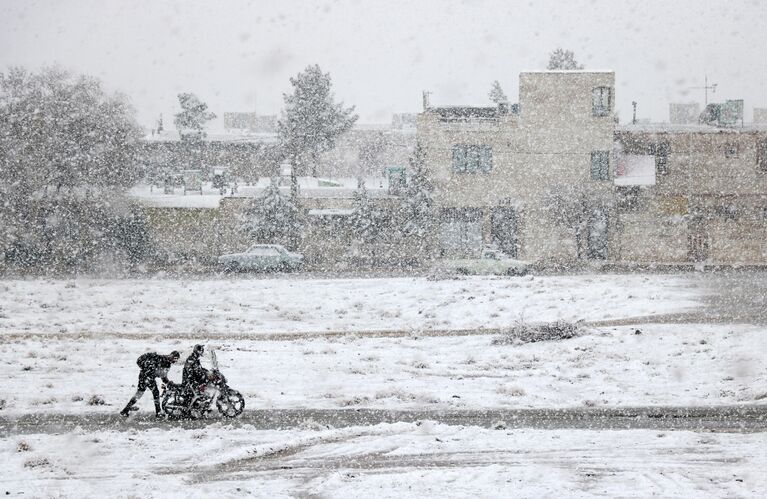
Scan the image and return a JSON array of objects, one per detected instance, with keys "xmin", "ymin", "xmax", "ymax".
[
  {"xmin": 218, "ymin": 244, "xmax": 303, "ymax": 272},
  {"xmin": 434, "ymin": 247, "xmax": 529, "ymax": 276}
]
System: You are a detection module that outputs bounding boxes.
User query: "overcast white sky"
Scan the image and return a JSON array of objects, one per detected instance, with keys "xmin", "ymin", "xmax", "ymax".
[{"xmin": 1, "ymin": 0, "xmax": 765, "ymax": 129}]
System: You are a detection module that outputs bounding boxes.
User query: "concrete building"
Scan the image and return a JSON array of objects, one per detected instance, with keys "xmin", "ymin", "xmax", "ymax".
[
  {"xmin": 614, "ymin": 125, "xmax": 767, "ymax": 264},
  {"xmin": 223, "ymin": 112, "xmax": 278, "ymax": 133},
  {"xmin": 417, "ymin": 70, "xmax": 767, "ymax": 266},
  {"xmin": 141, "ymin": 117, "xmax": 416, "ymax": 184},
  {"xmin": 669, "ymin": 103, "xmax": 700, "ymax": 125},
  {"xmin": 417, "ymin": 71, "xmax": 617, "ymax": 262},
  {"xmin": 134, "ymin": 71, "xmax": 767, "ymax": 269}
]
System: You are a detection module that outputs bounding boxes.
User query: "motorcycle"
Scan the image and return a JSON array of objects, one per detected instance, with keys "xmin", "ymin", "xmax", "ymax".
[{"xmin": 161, "ymin": 368, "xmax": 245, "ymax": 419}]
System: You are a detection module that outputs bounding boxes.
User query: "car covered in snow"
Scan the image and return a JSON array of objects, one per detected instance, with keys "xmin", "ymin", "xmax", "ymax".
[
  {"xmin": 434, "ymin": 247, "xmax": 529, "ymax": 276},
  {"xmin": 218, "ymin": 244, "xmax": 303, "ymax": 272}
]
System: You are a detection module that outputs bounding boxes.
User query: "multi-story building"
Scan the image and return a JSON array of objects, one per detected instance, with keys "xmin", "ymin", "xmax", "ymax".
[
  {"xmin": 417, "ymin": 70, "xmax": 767, "ymax": 266},
  {"xmin": 614, "ymin": 125, "xmax": 767, "ymax": 263},
  {"xmin": 418, "ymin": 70, "xmax": 617, "ymax": 262}
]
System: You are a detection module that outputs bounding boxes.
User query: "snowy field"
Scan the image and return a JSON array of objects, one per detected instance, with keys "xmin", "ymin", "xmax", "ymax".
[
  {"xmin": 3, "ymin": 323, "xmax": 767, "ymax": 415},
  {"xmin": 0, "ymin": 274, "xmax": 699, "ymax": 337},
  {"xmin": 4, "ymin": 423, "xmax": 766, "ymax": 497},
  {"xmin": 2, "ymin": 273, "xmax": 767, "ymax": 498},
  {"xmin": 3, "ymin": 273, "xmax": 765, "ymax": 415}
]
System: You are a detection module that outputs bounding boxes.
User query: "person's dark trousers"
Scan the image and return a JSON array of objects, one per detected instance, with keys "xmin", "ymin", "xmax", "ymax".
[{"xmin": 121, "ymin": 371, "xmax": 162, "ymax": 416}]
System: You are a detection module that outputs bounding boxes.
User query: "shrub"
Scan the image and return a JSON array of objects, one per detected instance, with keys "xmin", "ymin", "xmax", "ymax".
[
  {"xmin": 87, "ymin": 395, "xmax": 106, "ymax": 406},
  {"xmin": 24, "ymin": 457, "xmax": 50, "ymax": 468},
  {"xmin": 492, "ymin": 320, "xmax": 583, "ymax": 345}
]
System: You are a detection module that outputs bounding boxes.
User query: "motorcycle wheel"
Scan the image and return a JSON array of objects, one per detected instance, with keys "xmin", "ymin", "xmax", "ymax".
[
  {"xmin": 217, "ymin": 390, "xmax": 245, "ymax": 418},
  {"xmin": 162, "ymin": 389, "xmax": 187, "ymax": 419},
  {"xmin": 189, "ymin": 397, "xmax": 210, "ymax": 420}
]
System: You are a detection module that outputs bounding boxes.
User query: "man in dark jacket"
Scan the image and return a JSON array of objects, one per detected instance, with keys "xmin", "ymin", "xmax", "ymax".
[
  {"xmin": 182, "ymin": 344, "xmax": 210, "ymax": 390},
  {"xmin": 120, "ymin": 351, "xmax": 181, "ymax": 418}
]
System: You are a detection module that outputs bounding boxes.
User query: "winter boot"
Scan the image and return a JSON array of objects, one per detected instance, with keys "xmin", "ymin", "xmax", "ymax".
[
  {"xmin": 154, "ymin": 401, "xmax": 163, "ymax": 419},
  {"xmin": 120, "ymin": 398, "xmax": 138, "ymax": 417}
]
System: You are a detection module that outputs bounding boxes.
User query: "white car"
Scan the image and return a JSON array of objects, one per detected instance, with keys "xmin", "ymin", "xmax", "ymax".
[
  {"xmin": 435, "ymin": 247, "xmax": 529, "ymax": 276},
  {"xmin": 218, "ymin": 244, "xmax": 303, "ymax": 272}
]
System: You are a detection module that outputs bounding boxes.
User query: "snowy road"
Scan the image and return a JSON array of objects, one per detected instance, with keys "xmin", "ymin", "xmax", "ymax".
[
  {"xmin": 3, "ymin": 406, "xmax": 767, "ymax": 436},
  {"xmin": 4, "ymin": 422, "xmax": 766, "ymax": 497}
]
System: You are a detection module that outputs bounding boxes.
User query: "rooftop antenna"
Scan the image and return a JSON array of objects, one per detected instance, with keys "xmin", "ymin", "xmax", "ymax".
[{"xmin": 690, "ymin": 75, "xmax": 717, "ymax": 106}]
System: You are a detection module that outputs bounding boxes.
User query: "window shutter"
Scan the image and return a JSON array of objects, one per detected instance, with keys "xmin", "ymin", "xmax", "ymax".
[{"xmin": 452, "ymin": 145, "xmax": 466, "ymax": 173}]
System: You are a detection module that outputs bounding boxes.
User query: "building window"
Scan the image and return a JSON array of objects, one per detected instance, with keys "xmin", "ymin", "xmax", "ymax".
[
  {"xmin": 590, "ymin": 151, "xmax": 610, "ymax": 180},
  {"xmin": 592, "ymin": 87, "xmax": 611, "ymax": 117},
  {"xmin": 724, "ymin": 142, "xmax": 739, "ymax": 158},
  {"xmin": 653, "ymin": 141, "xmax": 670, "ymax": 175},
  {"xmin": 758, "ymin": 140, "xmax": 767, "ymax": 172},
  {"xmin": 713, "ymin": 204, "xmax": 738, "ymax": 220},
  {"xmin": 617, "ymin": 186, "xmax": 640, "ymax": 211},
  {"xmin": 452, "ymin": 144, "xmax": 492, "ymax": 173}
]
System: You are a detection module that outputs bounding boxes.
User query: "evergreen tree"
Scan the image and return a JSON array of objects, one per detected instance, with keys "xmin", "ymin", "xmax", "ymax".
[
  {"xmin": 349, "ymin": 182, "xmax": 378, "ymax": 245},
  {"xmin": 401, "ymin": 143, "xmax": 434, "ymax": 242},
  {"xmin": 173, "ymin": 93, "xmax": 216, "ymax": 135},
  {"xmin": 488, "ymin": 80, "xmax": 508, "ymax": 104},
  {"xmin": 547, "ymin": 48, "xmax": 584, "ymax": 70},
  {"xmin": 173, "ymin": 92, "xmax": 215, "ymax": 172},
  {"xmin": 241, "ymin": 179, "xmax": 300, "ymax": 244},
  {"xmin": 278, "ymin": 64, "xmax": 358, "ymax": 191}
]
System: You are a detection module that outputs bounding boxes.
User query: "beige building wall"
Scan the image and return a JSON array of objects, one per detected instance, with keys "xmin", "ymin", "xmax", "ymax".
[
  {"xmin": 418, "ymin": 71, "xmax": 616, "ymax": 263},
  {"xmin": 614, "ymin": 129, "xmax": 767, "ymax": 264}
]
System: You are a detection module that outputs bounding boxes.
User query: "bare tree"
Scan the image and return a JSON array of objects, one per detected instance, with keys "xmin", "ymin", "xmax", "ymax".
[
  {"xmin": 547, "ymin": 48, "xmax": 584, "ymax": 70},
  {"xmin": 545, "ymin": 185, "xmax": 591, "ymax": 260},
  {"xmin": 358, "ymin": 131, "xmax": 387, "ymax": 175}
]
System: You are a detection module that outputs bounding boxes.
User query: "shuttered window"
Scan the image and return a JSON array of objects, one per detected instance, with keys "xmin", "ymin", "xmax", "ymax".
[
  {"xmin": 590, "ymin": 151, "xmax": 610, "ymax": 180},
  {"xmin": 592, "ymin": 87, "xmax": 611, "ymax": 116},
  {"xmin": 452, "ymin": 144, "xmax": 493, "ymax": 173}
]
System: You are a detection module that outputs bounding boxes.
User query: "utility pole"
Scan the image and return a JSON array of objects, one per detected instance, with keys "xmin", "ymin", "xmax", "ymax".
[
  {"xmin": 631, "ymin": 101, "xmax": 637, "ymax": 124},
  {"xmin": 690, "ymin": 75, "xmax": 717, "ymax": 106}
]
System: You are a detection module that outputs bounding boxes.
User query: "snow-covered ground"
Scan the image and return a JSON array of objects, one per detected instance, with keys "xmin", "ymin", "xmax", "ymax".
[
  {"xmin": 0, "ymin": 274, "xmax": 699, "ymax": 336},
  {"xmin": 2, "ymin": 273, "xmax": 766, "ymax": 497},
  {"xmin": 3, "ymin": 423, "xmax": 766, "ymax": 497},
  {"xmin": 3, "ymin": 323, "xmax": 766, "ymax": 415},
  {"xmin": 1, "ymin": 274, "xmax": 765, "ymax": 415}
]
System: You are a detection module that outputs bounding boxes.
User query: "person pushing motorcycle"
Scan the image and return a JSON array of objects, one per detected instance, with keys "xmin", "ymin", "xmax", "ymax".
[{"xmin": 120, "ymin": 350, "xmax": 181, "ymax": 418}]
